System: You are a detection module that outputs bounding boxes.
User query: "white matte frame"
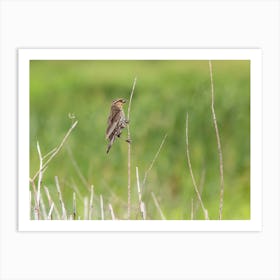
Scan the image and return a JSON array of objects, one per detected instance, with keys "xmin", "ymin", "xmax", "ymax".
[
  {"xmin": 1, "ymin": 1, "xmax": 279, "ymax": 280},
  {"xmin": 18, "ymin": 48, "xmax": 262, "ymax": 232}
]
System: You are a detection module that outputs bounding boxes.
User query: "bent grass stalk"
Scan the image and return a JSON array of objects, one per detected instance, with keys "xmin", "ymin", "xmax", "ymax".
[
  {"xmin": 186, "ymin": 113, "xmax": 209, "ymax": 220},
  {"xmin": 36, "ymin": 141, "xmax": 43, "ymax": 216},
  {"xmin": 31, "ymin": 120, "xmax": 78, "ymax": 182},
  {"xmin": 151, "ymin": 192, "xmax": 166, "ymax": 220},
  {"xmin": 89, "ymin": 185, "xmax": 94, "ymax": 220},
  {"xmin": 43, "ymin": 186, "xmax": 60, "ymax": 219},
  {"xmin": 127, "ymin": 77, "xmax": 137, "ymax": 219},
  {"xmin": 47, "ymin": 203, "xmax": 54, "ymax": 220},
  {"xmin": 100, "ymin": 195, "xmax": 104, "ymax": 220},
  {"xmin": 141, "ymin": 134, "xmax": 167, "ymax": 192},
  {"xmin": 73, "ymin": 192, "xmax": 76, "ymax": 220},
  {"xmin": 109, "ymin": 204, "xmax": 116, "ymax": 220},
  {"xmin": 55, "ymin": 176, "xmax": 67, "ymax": 220},
  {"xmin": 30, "ymin": 120, "xmax": 78, "ymax": 220},
  {"xmin": 209, "ymin": 60, "xmax": 225, "ymax": 220},
  {"xmin": 136, "ymin": 166, "xmax": 146, "ymax": 220}
]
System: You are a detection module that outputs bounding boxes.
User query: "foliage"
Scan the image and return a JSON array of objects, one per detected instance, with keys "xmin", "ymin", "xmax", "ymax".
[{"xmin": 30, "ymin": 60, "xmax": 250, "ymax": 220}]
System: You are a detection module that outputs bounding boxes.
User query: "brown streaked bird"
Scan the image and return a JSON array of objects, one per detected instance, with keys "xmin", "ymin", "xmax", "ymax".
[{"xmin": 106, "ymin": 98, "xmax": 129, "ymax": 153}]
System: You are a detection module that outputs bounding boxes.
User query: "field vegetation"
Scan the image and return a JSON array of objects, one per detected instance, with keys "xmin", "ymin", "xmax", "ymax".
[{"xmin": 29, "ymin": 60, "xmax": 250, "ymax": 220}]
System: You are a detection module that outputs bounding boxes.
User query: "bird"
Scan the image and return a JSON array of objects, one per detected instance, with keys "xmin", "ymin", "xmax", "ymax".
[{"xmin": 106, "ymin": 98, "xmax": 129, "ymax": 153}]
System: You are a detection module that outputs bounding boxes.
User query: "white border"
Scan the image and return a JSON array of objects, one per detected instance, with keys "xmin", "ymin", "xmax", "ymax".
[{"xmin": 18, "ymin": 49, "xmax": 262, "ymax": 231}]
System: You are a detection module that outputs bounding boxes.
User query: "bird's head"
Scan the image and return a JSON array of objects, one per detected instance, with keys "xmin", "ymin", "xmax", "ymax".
[{"xmin": 112, "ymin": 98, "xmax": 127, "ymax": 108}]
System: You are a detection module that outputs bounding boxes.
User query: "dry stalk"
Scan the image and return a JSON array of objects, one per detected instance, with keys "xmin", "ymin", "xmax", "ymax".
[
  {"xmin": 43, "ymin": 186, "xmax": 60, "ymax": 219},
  {"xmin": 89, "ymin": 185, "xmax": 94, "ymax": 220},
  {"xmin": 42, "ymin": 147, "xmax": 57, "ymax": 160},
  {"xmin": 55, "ymin": 176, "xmax": 67, "ymax": 220},
  {"xmin": 100, "ymin": 195, "xmax": 104, "ymax": 220},
  {"xmin": 73, "ymin": 192, "xmax": 76, "ymax": 220},
  {"xmin": 31, "ymin": 120, "xmax": 78, "ymax": 182},
  {"xmin": 67, "ymin": 146, "xmax": 89, "ymax": 190},
  {"xmin": 36, "ymin": 141, "xmax": 43, "ymax": 213},
  {"xmin": 69, "ymin": 179, "xmax": 84, "ymax": 201},
  {"xmin": 84, "ymin": 197, "xmax": 89, "ymax": 220},
  {"xmin": 151, "ymin": 192, "xmax": 166, "ymax": 220},
  {"xmin": 108, "ymin": 203, "xmax": 116, "ymax": 220},
  {"xmin": 193, "ymin": 168, "xmax": 206, "ymax": 219},
  {"xmin": 191, "ymin": 198, "xmax": 194, "ymax": 220},
  {"xmin": 39, "ymin": 196, "xmax": 48, "ymax": 220},
  {"xmin": 209, "ymin": 61, "xmax": 225, "ymax": 220},
  {"xmin": 136, "ymin": 166, "xmax": 146, "ymax": 219},
  {"xmin": 127, "ymin": 77, "xmax": 137, "ymax": 219},
  {"xmin": 133, "ymin": 133, "xmax": 167, "ymax": 219},
  {"xmin": 30, "ymin": 179, "xmax": 39, "ymax": 219},
  {"xmin": 47, "ymin": 203, "xmax": 54, "ymax": 220},
  {"xmin": 186, "ymin": 113, "xmax": 209, "ymax": 220},
  {"xmin": 142, "ymin": 134, "xmax": 167, "ymax": 192},
  {"xmin": 29, "ymin": 191, "xmax": 32, "ymax": 219}
]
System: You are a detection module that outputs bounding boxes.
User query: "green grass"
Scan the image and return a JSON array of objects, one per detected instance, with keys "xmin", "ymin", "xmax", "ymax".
[{"xmin": 30, "ymin": 60, "xmax": 250, "ymax": 220}]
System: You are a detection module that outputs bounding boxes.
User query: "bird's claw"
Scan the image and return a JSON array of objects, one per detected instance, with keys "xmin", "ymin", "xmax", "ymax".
[{"xmin": 126, "ymin": 139, "xmax": 132, "ymax": 143}]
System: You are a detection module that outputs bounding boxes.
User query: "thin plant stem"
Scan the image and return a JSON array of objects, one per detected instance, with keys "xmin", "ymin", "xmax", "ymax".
[
  {"xmin": 209, "ymin": 60, "xmax": 225, "ymax": 220},
  {"xmin": 89, "ymin": 185, "xmax": 94, "ymax": 220},
  {"xmin": 39, "ymin": 196, "xmax": 48, "ymax": 220},
  {"xmin": 100, "ymin": 195, "xmax": 104, "ymax": 220},
  {"xmin": 127, "ymin": 77, "xmax": 137, "ymax": 219},
  {"xmin": 142, "ymin": 134, "xmax": 167, "ymax": 192},
  {"xmin": 43, "ymin": 186, "xmax": 60, "ymax": 219},
  {"xmin": 108, "ymin": 204, "xmax": 116, "ymax": 220},
  {"xmin": 151, "ymin": 192, "xmax": 166, "ymax": 220},
  {"xmin": 31, "ymin": 120, "xmax": 78, "ymax": 182},
  {"xmin": 67, "ymin": 146, "xmax": 89, "ymax": 190},
  {"xmin": 30, "ymin": 178, "xmax": 39, "ymax": 219},
  {"xmin": 84, "ymin": 197, "xmax": 89, "ymax": 220},
  {"xmin": 55, "ymin": 176, "xmax": 67, "ymax": 220},
  {"xmin": 191, "ymin": 198, "xmax": 194, "ymax": 220},
  {"xmin": 193, "ymin": 168, "xmax": 206, "ymax": 219},
  {"xmin": 42, "ymin": 147, "xmax": 57, "ymax": 160},
  {"xmin": 47, "ymin": 203, "xmax": 54, "ymax": 220},
  {"xmin": 186, "ymin": 113, "xmax": 209, "ymax": 220},
  {"xmin": 73, "ymin": 192, "xmax": 76, "ymax": 220},
  {"xmin": 36, "ymin": 141, "xmax": 43, "ymax": 218},
  {"xmin": 29, "ymin": 191, "xmax": 32, "ymax": 219},
  {"xmin": 136, "ymin": 167, "xmax": 146, "ymax": 220}
]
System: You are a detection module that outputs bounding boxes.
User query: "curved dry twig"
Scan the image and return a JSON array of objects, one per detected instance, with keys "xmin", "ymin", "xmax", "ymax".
[
  {"xmin": 209, "ymin": 61, "xmax": 225, "ymax": 220},
  {"xmin": 127, "ymin": 77, "xmax": 137, "ymax": 219},
  {"xmin": 186, "ymin": 113, "xmax": 209, "ymax": 220}
]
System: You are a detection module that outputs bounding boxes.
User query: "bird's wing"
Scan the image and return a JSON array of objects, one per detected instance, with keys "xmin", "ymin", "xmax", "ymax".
[{"xmin": 106, "ymin": 107, "xmax": 122, "ymax": 140}]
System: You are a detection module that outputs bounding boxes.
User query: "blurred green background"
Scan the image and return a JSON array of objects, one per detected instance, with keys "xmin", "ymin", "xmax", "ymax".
[{"xmin": 30, "ymin": 60, "xmax": 250, "ymax": 220}]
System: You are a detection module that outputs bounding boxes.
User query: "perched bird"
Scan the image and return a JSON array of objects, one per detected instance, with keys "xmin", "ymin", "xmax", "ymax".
[{"xmin": 106, "ymin": 98, "xmax": 129, "ymax": 153}]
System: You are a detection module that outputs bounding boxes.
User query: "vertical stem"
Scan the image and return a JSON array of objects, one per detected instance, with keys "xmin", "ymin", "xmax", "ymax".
[
  {"xmin": 89, "ymin": 185, "xmax": 94, "ymax": 220},
  {"xmin": 108, "ymin": 204, "xmax": 116, "ymax": 220},
  {"xmin": 84, "ymin": 197, "xmax": 88, "ymax": 220},
  {"xmin": 209, "ymin": 60, "xmax": 225, "ymax": 220},
  {"xmin": 47, "ymin": 203, "xmax": 54, "ymax": 220},
  {"xmin": 186, "ymin": 113, "xmax": 209, "ymax": 220},
  {"xmin": 151, "ymin": 192, "xmax": 166, "ymax": 220},
  {"xmin": 55, "ymin": 176, "xmax": 67, "ymax": 220},
  {"xmin": 191, "ymin": 198, "xmax": 194, "ymax": 220},
  {"xmin": 73, "ymin": 192, "xmax": 76, "ymax": 220},
  {"xmin": 100, "ymin": 195, "xmax": 104, "ymax": 220},
  {"xmin": 36, "ymin": 141, "xmax": 43, "ymax": 219},
  {"xmin": 136, "ymin": 166, "xmax": 146, "ymax": 219},
  {"xmin": 127, "ymin": 78, "xmax": 137, "ymax": 219}
]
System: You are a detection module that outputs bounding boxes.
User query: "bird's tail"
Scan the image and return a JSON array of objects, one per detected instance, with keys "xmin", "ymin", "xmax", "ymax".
[
  {"xmin": 106, "ymin": 135, "xmax": 115, "ymax": 153},
  {"xmin": 106, "ymin": 143, "xmax": 111, "ymax": 153}
]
